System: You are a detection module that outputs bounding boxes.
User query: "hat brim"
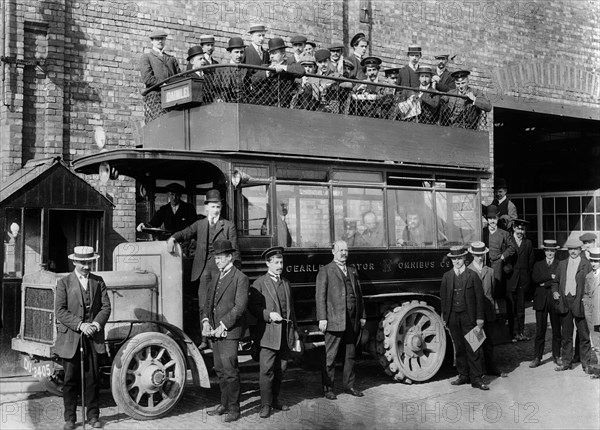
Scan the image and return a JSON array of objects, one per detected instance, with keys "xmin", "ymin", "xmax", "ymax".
[
  {"xmin": 69, "ymin": 254, "xmax": 100, "ymax": 261},
  {"xmin": 447, "ymin": 251, "xmax": 468, "ymax": 258},
  {"xmin": 214, "ymin": 248, "xmax": 236, "ymax": 255},
  {"xmin": 468, "ymin": 247, "xmax": 489, "ymax": 254},
  {"xmin": 542, "ymin": 246, "xmax": 560, "ymax": 250}
]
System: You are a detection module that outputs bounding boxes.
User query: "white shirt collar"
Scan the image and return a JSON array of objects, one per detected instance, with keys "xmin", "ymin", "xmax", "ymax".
[
  {"xmin": 454, "ymin": 266, "xmax": 465, "ymax": 276},
  {"xmin": 497, "ymin": 196, "xmax": 507, "ymax": 204}
]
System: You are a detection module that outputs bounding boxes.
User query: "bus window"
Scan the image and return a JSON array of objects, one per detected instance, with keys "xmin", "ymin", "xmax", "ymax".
[
  {"xmin": 277, "ymin": 184, "xmax": 330, "ymax": 248},
  {"xmin": 238, "ymin": 185, "xmax": 269, "ymax": 236},
  {"xmin": 387, "ymin": 189, "xmax": 435, "ymax": 247},
  {"xmin": 435, "ymin": 191, "xmax": 479, "ymax": 246},
  {"xmin": 334, "ymin": 187, "xmax": 385, "ymax": 247}
]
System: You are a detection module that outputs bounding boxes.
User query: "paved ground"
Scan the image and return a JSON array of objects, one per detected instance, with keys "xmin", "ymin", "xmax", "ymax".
[{"xmin": 1, "ymin": 307, "xmax": 599, "ymax": 430}]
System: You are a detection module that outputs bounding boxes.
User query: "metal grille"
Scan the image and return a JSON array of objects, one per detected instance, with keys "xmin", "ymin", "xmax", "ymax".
[
  {"xmin": 152, "ymin": 65, "xmax": 490, "ymax": 131},
  {"xmin": 23, "ymin": 287, "xmax": 55, "ymax": 344}
]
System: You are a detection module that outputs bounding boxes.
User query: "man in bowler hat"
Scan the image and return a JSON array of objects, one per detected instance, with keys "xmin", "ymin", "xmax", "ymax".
[
  {"xmin": 249, "ymin": 246, "xmax": 300, "ymax": 418},
  {"xmin": 201, "ymin": 239, "xmax": 248, "ymax": 422},
  {"xmin": 55, "ymin": 246, "xmax": 111, "ymax": 429},
  {"xmin": 168, "ymin": 189, "xmax": 239, "ymax": 349},
  {"xmin": 215, "ymin": 37, "xmax": 248, "ymax": 102},
  {"xmin": 316, "ymin": 240, "xmax": 366, "ymax": 399},
  {"xmin": 490, "ymin": 178, "xmax": 518, "ymax": 231},
  {"xmin": 440, "ymin": 246, "xmax": 489, "ymax": 390}
]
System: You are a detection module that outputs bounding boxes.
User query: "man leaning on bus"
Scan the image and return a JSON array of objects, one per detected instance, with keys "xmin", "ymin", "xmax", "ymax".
[
  {"xmin": 316, "ymin": 240, "xmax": 366, "ymax": 400},
  {"xmin": 167, "ymin": 189, "xmax": 240, "ymax": 349}
]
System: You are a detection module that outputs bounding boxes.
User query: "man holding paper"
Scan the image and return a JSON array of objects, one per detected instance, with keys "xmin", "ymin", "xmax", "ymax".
[{"xmin": 440, "ymin": 246, "xmax": 488, "ymax": 390}]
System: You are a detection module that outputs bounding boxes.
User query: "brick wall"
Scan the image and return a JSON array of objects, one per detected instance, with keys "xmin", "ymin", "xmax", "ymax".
[{"xmin": 1, "ymin": 0, "xmax": 598, "ymax": 254}]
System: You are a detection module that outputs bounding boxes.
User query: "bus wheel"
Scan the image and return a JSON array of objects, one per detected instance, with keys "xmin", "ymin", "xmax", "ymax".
[
  {"xmin": 377, "ymin": 300, "xmax": 446, "ymax": 383},
  {"xmin": 111, "ymin": 332, "xmax": 187, "ymax": 420}
]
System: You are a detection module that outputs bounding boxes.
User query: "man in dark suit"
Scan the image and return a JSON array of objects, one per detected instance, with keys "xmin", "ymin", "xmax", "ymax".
[
  {"xmin": 431, "ymin": 54, "xmax": 455, "ymax": 92},
  {"xmin": 55, "ymin": 246, "xmax": 111, "ymax": 430},
  {"xmin": 346, "ymin": 32, "xmax": 368, "ymax": 80},
  {"xmin": 553, "ymin": 238, "xmax": 592, "ymax": 373},
  {"xmin": 139, "ymin": 29, "xmax": 181, "ymax": 123},
  {"xmin": 249, "ymin": 246, "xmax": 300, "ymax": 418},
  {"xmin": 482, "ymin": 205, "xmax": 517, "ymax": 298},
  {"xmin": 490, "ymin": 178, "xmax": 518, "ymax": 231},
  {"xmin": 137, "ymin": 182, "xmax": 197, "ymax": 240},
  {"xmin": 396, "ymin": 45, "xmax": 422, "ymax": 89},
  {"xmin": 316, "ymin": 240, "xmax": 366, "ymax": 399},
  {"xmin": 440, "ymin": 246, "xmax": 488, "ymax": 390},
  {"xmin": 244, "ymin": 24, "xmax": 269, "ymax": 66},
  {"xmin": 199, "ymin": 34, "xmax": 219, "ymax": 66},
  {"xmin": 530, "ymin": 239, "xmax": 562, "ymax": 368},
  {"xmin": 287, "ymin": 35, "xmax": 307, "ymax": 65},
  {"xmin": 215, "ymin": 37, "xmax": 248, "ymax": 103},
  {"xmin": 168, "ymin": 189, "xmax": 239, "ymax": 349},
  {"xmin": 440, "ymin": 70, "xmax": 492, "ymax": 129},
  {"xmin": 201, "ymin": 239, "xmax": 248, "ymax": 422},
  {"xmin": 506, "ymin": 219, "xmax": 535, "ymax": 342}
]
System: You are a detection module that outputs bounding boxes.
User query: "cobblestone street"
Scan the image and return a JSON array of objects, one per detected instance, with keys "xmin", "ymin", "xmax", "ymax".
[{"xmin": 2, "ymin": 308, "xmax": 599, "ymax": 430}]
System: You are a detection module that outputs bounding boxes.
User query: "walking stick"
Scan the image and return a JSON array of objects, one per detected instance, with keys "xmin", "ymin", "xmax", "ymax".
[{"xmin": 80, "ymin": 334, "xmax": 86, "ymax": 430}]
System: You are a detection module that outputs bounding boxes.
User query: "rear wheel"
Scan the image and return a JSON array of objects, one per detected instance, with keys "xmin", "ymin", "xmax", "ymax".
[
  {"xmin": 111, "ymin": 332, "xmax": 187, "ymax": 420},
  {"xmin": 377, "ymin": 300, "xmax": 446, "ymax": 383}
]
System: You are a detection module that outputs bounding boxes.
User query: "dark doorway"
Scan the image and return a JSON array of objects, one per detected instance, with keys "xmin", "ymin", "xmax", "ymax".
[{"xmin": 493, "ymin": 109, "xmax": 600, "ymax": 193}]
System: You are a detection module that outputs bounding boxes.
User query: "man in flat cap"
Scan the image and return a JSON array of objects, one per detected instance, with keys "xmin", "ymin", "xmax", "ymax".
[
  {"xmin": 314, "ymin": 49, "xmax": 342, "ymax": 113},
  {"xmin": 490, "ymin": 178, "xmax": 518, "ymax": 231},
  {"xmin": 202, "ymin": 239, "xmax": 248, "ymax": 422},
  {"xmin": 396, "ymin": 46, "xmax": 422, "ymax": 89},
  {"xmin": 249, "ymin": 246, "xmax": 299, "ymax": 418},
  {"xmin": 530, "ymin": 239, "xmax": 562, "ymax": 368},
  {"xmin": 346, "ymin": 33, "xmax": 368, "ymax": 80},
  {"xmin": 580, "ymin": 232, "xmax": 597, "ymax": 260},
  {"xmin": 244, "ymin": 24, "xmax": 269, "ymax": 66},
  {"xmin": 506, "ymin": 219, "xmax": 535, "ymax": 342},
  {"xmin": 168, "ymin": 189, "xmax": 239, "ymax": 349},
  {"xmin": 290, "ymin": 52, "xmax": 320, "ymax": 111},
  {"xmin": 431, "ymin": 54, "xmax": 455, "ymax": 92},
  {"xmin": 137, "ymin": 182, "xmax": 198, "ymax": 241},
  {"xmin": 328, "ymin": 42, "xmax": 346, "ymax": 75},
  {"xmin": 215, "ymin": 37, "xmax": 249, "ymax": 103},
  {"xmin": 397, "ymin": 66, "xmax": 440, "ymax": 124},
  {"xmin": 440, "ymin": 70, "xmax": 492, "ymax": 129},
  {"xmin": 139, "ymin": 29, "xmax": 181, "ymax": 123},
  {"xmin": 288, "ymin": 35, "xmax": 307, "ymax": 65},
  {"xmin": 440, "ymin": 246, "xmax": 489, "ymax": 390},
  {"xmin": 554, "ymin": 238, "xmax": 592, "ymax": 373}
]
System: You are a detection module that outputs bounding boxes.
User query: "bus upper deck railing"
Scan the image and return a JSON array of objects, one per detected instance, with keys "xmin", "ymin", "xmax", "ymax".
[{"xmin": 142, "ymin": 64, "xmax": 490, "ymax": 131}]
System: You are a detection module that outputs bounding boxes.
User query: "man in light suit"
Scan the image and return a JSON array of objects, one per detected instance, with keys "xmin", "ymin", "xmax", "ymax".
[
  {"xmin": 168, "ymin": 189, "xmax": 239, "ymax": 349},
  {"xmin": 55, "ymin": 246, "xmax": 111, "ymax": 430},
  {"xmin": 139, "ymin": 29, "xmax": 181, "ymax": 123},
  {"xmin": 440, "ymin": 246, "xmax": 488, "ymax": 390},
  {"xmin": 554, "ymin": 238, "xmax": 592, "ymax": 373},
  {"xmin": 440, "ymin": 70, "xmax": 492, "ymax": 129},
  {"xmin": 530, "ymin": 239, "xmax": 562, "ymax": 368},
  {"xmin": 201, "ymin": 239, "xmax": 248, "ymax": 422},
  {"xmin": 249, "ymin": 246, "xmax": 299, "ymax": 418},
  {"xmin": 316, "ymin": 240, "xmax": 366, "ymax": 399},
  {"xmin": 506, "ymin": 219, "xmax": 535, "ymax": 342}
]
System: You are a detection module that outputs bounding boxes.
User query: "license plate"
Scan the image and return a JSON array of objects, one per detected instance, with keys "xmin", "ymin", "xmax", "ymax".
[{"xmin": 23, "ymin": 356, "xmax": 54, "ymax": 379}]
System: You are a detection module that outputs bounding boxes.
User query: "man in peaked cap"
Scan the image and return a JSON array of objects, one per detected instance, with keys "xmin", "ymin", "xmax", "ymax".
[
  {"xmin": 137, "ymin": 182, "xmax": 198, "ymax": 240},
  {"xmin": 554, "ymin": 238, "xmax": 592, "ymax": 373},
  {"xmin": 440, "ymin": 246, "xmax": 489, "ymax": 390},
  {"xmin": 490, "ymin": 177, "xmax": 518, "ymax": 231},
  {"xmin": 530, "ymin": 239, "xmax": 562, "ymax": 368},
  {"xmin": 288, "ymin": 35, "xmax": 308, "ymax": 65},
  {"xmin": 506, "ymin": 219, "xmax": 535, "ymax": 342},
  {"xmin": 352, "ymin": 57, "xmax": 385, "ymax": 117},
  {"xmin": 396, "ymin": 45, "xmax": 422, "ymax": 88},
  {"xmin": 440, "ymin": 69, "xmax": 492, "ymax": 129},
  {"xmin": 346, "ymin": 32, "xmax": 368, "ymax": 80},
  {"xmin": 431, "ymin": 53, "xmax": 455, "ymax": 92},
  {"xmin": 139, "ymin": 29, "xmax": 181, "ymax": 123},
  {"xmin": 55, "ymin": 246, "xmax": 111, "ymax": 429},
  {"xmin": 249, "ymin": 246, "xmax": 299, "ymax": 418},
  {"xmin": 583, "ymin": 247, "xmax": 600, "ymax": 365},
  {"xmin": 168, "ymin": 189, "xmax": 239, "ymax": 349},
  {"xmin": 244, "ymin": 24, "xmax": 269, "ymax": 66},
  {"xmin": 201, "ymin": 239, "xmax": 248, "ymax": 422}
]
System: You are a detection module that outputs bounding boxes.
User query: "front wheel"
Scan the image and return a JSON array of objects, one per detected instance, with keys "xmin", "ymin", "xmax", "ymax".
[
  {"xmin": 376, "ymin": 300, "xmax": 446, "ymax": 383},
  {"xmin": 111, "ymin": 332, "xmax": 187, "ymax": 420}
]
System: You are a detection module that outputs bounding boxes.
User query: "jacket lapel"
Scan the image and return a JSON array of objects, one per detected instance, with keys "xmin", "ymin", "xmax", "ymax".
[
  {"xmin": 264, "ymin": 276, "xmax": 279, "ymax": 311},
  {"xmin": 89, "ymin": 276, "xmax": 97, "ymax": 309},
  {"xmin": 215, "ymin": 267, "xmax": 235, "ymax": 305}
]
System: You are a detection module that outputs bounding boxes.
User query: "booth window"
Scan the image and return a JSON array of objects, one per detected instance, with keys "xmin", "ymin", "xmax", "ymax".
[
  {"xmin": 3, "ymin": 208, "xmax": 42, "ymax": 278},
  {"xmin": 435, "ymin": 191, "xmax": 479, "ymax": 246},
  {"xmin": 237, "ymin": 185, "xmax": 270, "ymax": 236},
  {"xmin": 387, "ymin": 189, "xmax": 435, "ymax": 247},
  {"xmin": 334, "ymin": 187, "xmax": 385, "ymax": 247}
]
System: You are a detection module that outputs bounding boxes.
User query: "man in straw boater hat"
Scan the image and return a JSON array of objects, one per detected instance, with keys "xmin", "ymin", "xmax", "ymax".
[
  {"xmin": 530, "ymin": 239, "xmax": 562, "ymax": 368},
  {"xmin": 55, "ymin": 246, "xmax": 111, "ymax": 429},
  {"xmin": 201, "ymin": 239, "xmax": 248, "ymax": 422},
  {"xmin": 583, "ymin": 247, "xmax": 600, "ymax": 366},
  {"xmin": 467, "ymin": 241, "xmax": 506, "ymax": 378},
  {"xmin": 440, "ymin": 246, "xmax": 489, "ymax": 390},
  {"xmin": 249, "ymin": 246, "xmax": 300, "ymax": 418},
  {"xmin": 554, "ymin": 238, "xmax": 592, "ymax": 373}
]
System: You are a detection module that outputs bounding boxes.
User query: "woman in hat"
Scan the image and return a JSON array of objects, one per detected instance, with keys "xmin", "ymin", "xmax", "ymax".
[
  {"xmin": 139, "ymin": 29, "xmax": 181, "ymax": 123},
  {"xmin": 467, "ymin": 242, "xmax": 506, "ymax": 378}
]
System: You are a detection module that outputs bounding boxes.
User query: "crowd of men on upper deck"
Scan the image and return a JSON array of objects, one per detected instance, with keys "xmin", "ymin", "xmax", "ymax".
[{"xmin": 139, "ymin": 25, "xmax": 492, "ymax": 127}]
